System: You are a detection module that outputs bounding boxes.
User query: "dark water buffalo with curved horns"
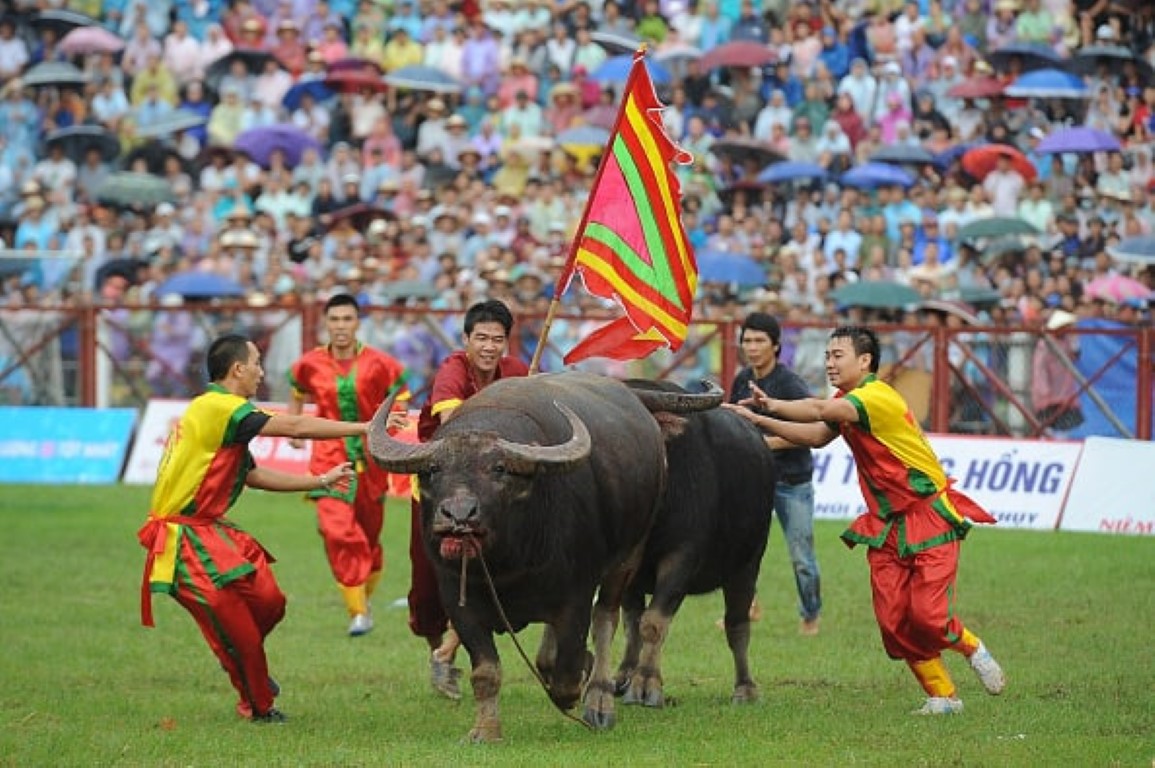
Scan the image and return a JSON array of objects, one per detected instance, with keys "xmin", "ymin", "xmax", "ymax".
[
  {"xmin": 618, "ymin": 379, "xmax": 778, "ymax": 707},
  {"xmin": 368, "ymin": 371, "xmax": 721, "ymax": 742}
]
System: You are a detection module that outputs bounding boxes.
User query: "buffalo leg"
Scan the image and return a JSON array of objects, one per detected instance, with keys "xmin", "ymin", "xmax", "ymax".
[
  {"xmin": 622, "ymin": 555, "xmax": 690, "ymax": 708},
  {"xmin": 454, "ymin": 622, "xmax": 504, "ymax": 743},
  {"xmin": 614, "ymin": 587, "xmax": 645, "ymax": 695},
  {"xmin": 535, "ymin": 624, "xmax": 558, "ymax": 687},
  {"xmin": 721, "ymin": 572, "xmax": 759, "ymax": 704}
]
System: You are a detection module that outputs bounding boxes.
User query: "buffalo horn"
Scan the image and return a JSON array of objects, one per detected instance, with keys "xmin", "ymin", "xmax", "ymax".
[
  {"xmin": 367, "ymin": 390, "xmax": 440, "ymax": 472},
  {"xmin": 628, "ymin": 380, "xmax": 724, "ymax": 413},
  {"xmin": 493, "ymin": 401, "xmax": 592, "ymax": 475}
]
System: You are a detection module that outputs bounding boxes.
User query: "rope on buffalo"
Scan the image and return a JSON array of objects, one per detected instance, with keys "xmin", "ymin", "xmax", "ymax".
[{"xmin": 465, "ymin": 535, "xmax": 595, "ymax": 731}]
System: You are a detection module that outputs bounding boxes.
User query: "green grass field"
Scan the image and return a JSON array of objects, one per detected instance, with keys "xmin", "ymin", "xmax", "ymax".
[{"xmin": 1, "ymin": 485, "xmax": 1152, "ymax": 767}]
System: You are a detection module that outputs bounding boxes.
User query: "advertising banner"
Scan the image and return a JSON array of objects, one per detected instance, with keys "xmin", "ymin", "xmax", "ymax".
[
  {"xmin": 812, "ymin": 435, "xmax": 1083, "ymax": 531},
  {"xmin": 1060, "ymin": 437, "xmax": 1155, "ymax": 535},
  {"xmin": 0, "ymin": 406, "xmax": 137, "ymax": 484}
]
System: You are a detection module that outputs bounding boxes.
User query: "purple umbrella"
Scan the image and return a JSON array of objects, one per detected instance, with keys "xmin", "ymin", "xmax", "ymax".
[
  {"xmin": 234, "ymin": 124, "xmax": 321, "ymax": 169},
  {"xmin": 839, "ymin": 162, "xmax": 915, "ymax": 189},
  {"xmin": 1036, "ymin": 126, "xmax": 1122, "ymax": 154}
]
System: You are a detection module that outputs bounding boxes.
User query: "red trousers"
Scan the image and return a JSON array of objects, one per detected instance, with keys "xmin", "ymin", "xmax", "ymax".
[
  {"xmin": 315, "ymin": 482, "xmax": 384, "ymax": 587},
  {"xmin": 866, "ymin": 524, "xmax": 964, "ymax": 663},
  {"xmin": 408, "ymin": 497, "xmax": 448, "ymax": 643},
  {"xmin": 172, "ymin": 536, "xmax": 285, "ymax": 717}
]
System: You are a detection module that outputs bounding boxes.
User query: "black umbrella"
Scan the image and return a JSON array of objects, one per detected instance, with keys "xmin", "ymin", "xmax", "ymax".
[
  {"xmin": 30, "ymin": 9, "xmax": 99, "ymax": 36},
  {"xmin": 44, "ymin": 125, "xmax": 121, "ymax": 163},
  {"xmin": 96, "ymin": 171, "xmax": 176, "ymax": 208},
  {"xmin": 205, "ymin": 48, "xmax": 283, "ymax": 92},
  {"xmin": 986, "ymin": 42, "xmax": 1065, "ymax": 75},
  {"xmin": 708, "ymin": 137, "xmax": 785, "ymax": 167},
  {"xmin": 869, "ymin": 144, "xmax": 936, "ymax": 166},
  {"xmin": 21, "ymin": 61, "xmax": 89, "ymax": 89},
  {"xmin": 1067, "ymin": 45, "xmax": 1154, "ymax": 86}
]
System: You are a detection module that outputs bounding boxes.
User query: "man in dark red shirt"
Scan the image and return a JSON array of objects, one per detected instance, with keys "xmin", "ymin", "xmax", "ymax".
[{"xmin": 410, "ymin": 299, "xmax": 530, "ymax": 699}]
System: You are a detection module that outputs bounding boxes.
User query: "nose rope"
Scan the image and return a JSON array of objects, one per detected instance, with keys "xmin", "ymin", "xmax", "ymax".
[
  {"xmin": 458, "ymin": 548, "xmax": 469, "ymax": 607},
  {"xmin": 465, "ymin": 534, "xmax": 594, "ymax": 731}
]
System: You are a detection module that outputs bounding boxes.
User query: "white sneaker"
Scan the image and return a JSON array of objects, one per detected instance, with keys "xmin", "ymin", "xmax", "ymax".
[
  {"xmin": 913, "ymin": 696, "xmax": 964, "ymax": 715},
  {"xmin": 968, "ymin": 642, "xmax": 1006, "ymax": 695},
  {"xmin": 348, "ymin": 613, "xmax": 374, "ymax": 636}
]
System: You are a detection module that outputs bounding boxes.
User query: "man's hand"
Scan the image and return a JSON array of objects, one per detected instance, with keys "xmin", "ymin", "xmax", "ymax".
[
  {"xmin": 385, "ymin": 410, "xmax": 409, "ymax": 432},
  {"xmin": 317, "ymin": 461, "xmax": 356, "ymax": 493},
  {"xmin": 738, "ymin": 382, "xmax": 777, "ymax": 414},
  {"xmin": 289, "ymin": 437, "xmax": 306, "ymax": 450}
]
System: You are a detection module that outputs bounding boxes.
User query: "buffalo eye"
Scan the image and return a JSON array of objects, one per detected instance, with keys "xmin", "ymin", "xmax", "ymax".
[{"xmin": 491, "ymin": 462, "xmax": 507, "ymax": 476}]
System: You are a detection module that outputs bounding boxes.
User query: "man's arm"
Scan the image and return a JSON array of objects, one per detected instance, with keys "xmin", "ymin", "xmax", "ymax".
[
  {"xmin": 723, "ymin": 404, "xmax": 841, "ymax": 448},
  {"xmin": 247, "ymin": 461, "xmax": 355, "ymax": 493},
  {"xmin": 262, "ymin": 412, "xmax": 368, "ymax": 440}
]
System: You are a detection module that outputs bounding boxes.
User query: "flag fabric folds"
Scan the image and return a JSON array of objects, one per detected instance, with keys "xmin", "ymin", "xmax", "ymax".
[{"xmin": 561, "ymin": 51, "xmax": 697, "ymax": 365}]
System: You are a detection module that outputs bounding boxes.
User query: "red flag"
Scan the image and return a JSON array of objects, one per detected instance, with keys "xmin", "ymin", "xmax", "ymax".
[{"xmin": 560, "ymin": 50, "xmax": 697, "ymax": 364}]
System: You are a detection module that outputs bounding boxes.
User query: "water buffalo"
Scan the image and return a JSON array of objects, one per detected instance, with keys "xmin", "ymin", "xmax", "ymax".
[
  {"xmin": 617, "ymin": 379, "xmax": 778, "ymax": 706},
  {"xmin": 368, "ymin": 371, "xmax": 721, "ymax": 742}
]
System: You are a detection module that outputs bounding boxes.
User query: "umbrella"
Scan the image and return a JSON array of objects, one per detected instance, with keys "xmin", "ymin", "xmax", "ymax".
[
  {"xmin": 1003, "ymin": 69, "xmax": 1089, "ymax": 99},
  {"xmin": 58, "ymin": 26, "xmax": 124, "ymax": 56},
  {"xmin": 156, "ymin": 271, "xmax": 247, "ymax": 300},
  {"xmin": 324, "ymin": 69, "xmax": 388, "ymax": 94},
  {"xmin": 557, "ymin": 125, "xmax": 611, "ymax": 167},
  {"xmin": 95, "ymin": 172, "xmax": 176, "ymax": 208},
  {"xmin": 957, "ymin": 217, "xmax": 1040, "ymax": 241},
  {"xmin": 1083, "ymin": 274, "xmax": 1152, "ymax": 304},
  {"xmin": 379, "ymin": 279, "xmax": 442, "ymax": 301},
  {"xmin": 328, "ymin": 57, "xmax": 385, "ymax": 75},
  {"xmin": 30, "ymin": 10, "xmax": 99, "ymax": 36},
  {"xmin": 325, "ymin": 202, "xmax": 396, "ymax": 232},
  {"xmin": 21, "ymin": 61, "xmax": 88, "ymax": 89},
  {"xmin": 205, "ymin": 48, "xmax": 282, "ymax": 92},
  {"xmin": 282, "ymin": 80, "xmax": 334, "ymax": 111},
  {"xmin": 697, "ymin": 250, "xmax": 766, "ymax": 286},
  {"xmin": 957, "ymin": 285, "xmax": 1003, "ymax": 307},
  {"xmin": 589, "ymin": 55, "xmax": 672, "ymax": 85},
  {"xmin": 839, "ymin": 162, "xmax": 914, "ymax": 189},
  {"xmin": 383, "ymin": 65, "xmax": 464, "ymax": 94},
  {"xmin": 977, "ymin": 237, "xmax": 1031, "ymax": 266},
  {"xmin": 946, "ymin": 76, "xmax": 1005, "ymax": 100},
  {"xmin": 1036, "ymin": 126, "xmax": 1122, "ymax": 154},
  {"xmin": 756, "ymin": 161, "xmax": 827, "ymax": 184},
  {"xmin": 698, "ymin": 41, "xmax": 776, "ymax": 70},
  {"xmin": 234, "ymin": 124, "xmax": 321, "ymax": 168},
  {"xmin": 961, "ymin": 144, "xmax": 1037, "ymax": 182},
  {"xmin": 132, "ymin": 108, "xmax": 209, "ymax": 139},
  {"xmin": 1068, "ymin": 45, "xmax": 1154, "ymax": 85},
  {"xmin": 934, "ymin": 141, "xmax": 984, "ymax": 170},
  {"xmin": 1106, "ymin": 236, "xmax": 1155, "ymax": 266},
  {"xmin": 831, "ymin": 281, "xmax": 922, "ymax": 309},
  {"xmin": 920, "ymin": 299, "xmax": 981, "ymax": 325},
  {"xmin": 589, "ymin": 31, "xmax": 643, "ymax": 57},
  {"xmin": 869, "ymin": 144, "xmax": 936, "ymax": 166},
  {"xmin": 985, "ymin": 43, "xmax": 1065, "ymax": 74},
  {"xmin": 654, "ymin": 44, "xmax": 703, "ymax": 80},
  {"xmin": 44, "ymin": 125, "xmax": 120, "ymax": 163},
  {"xmin": 708, "ymin": 137, "xmax": 784, "ymax": 167}
]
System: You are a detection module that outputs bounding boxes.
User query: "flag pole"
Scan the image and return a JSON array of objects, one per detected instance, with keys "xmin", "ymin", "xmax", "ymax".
[{"xmin": 528, "ymin": 45, "xmax": 649, "ymax": 375}]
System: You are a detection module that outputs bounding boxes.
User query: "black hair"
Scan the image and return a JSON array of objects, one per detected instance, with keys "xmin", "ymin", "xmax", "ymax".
[
  {"xmin": 740, "ymin": 312, "xmax": 781, "ymax": 347},
  {"xmin": 206, "ymin": 334, "xmax": 252, "ymax": 382},
  {"xmin": 324, "ymin": 292, "xmax": 360, "ymax": 315},
  {"xmin": 464, "ymin": 299, "xmax": 514, "ymax": 336},
  {"xmin": 830, "ymin": 325, "xmax": 881, "ymax": 373}
]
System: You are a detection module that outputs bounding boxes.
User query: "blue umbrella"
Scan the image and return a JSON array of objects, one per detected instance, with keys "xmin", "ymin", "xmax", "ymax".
[
  {"xmin": 156, "ymin": 271, "xmax": 247, "ymax": 299},
  {"xmin": 1106, "ymin": 236, "xmax": 1155, "ymax": 266},
  {"xmin": 933, "ymin": 141, "xmax": 985, "ymax": 170},
  {"xmin": 756, "ymin": 161, "xmax": 827, "ymax": 184},
  {"xmin": 1036, "ymin": 126, "xmax": 1121, "ymax": 154},
  {"xmin": 282, "ymin": 80, "xmax": 333, "ymax": 111},
  {"xmin": 590, "ymin": 55, "xmax": 672, "ymax": 85},
  {"xmin": 696, "ymin": 250, "xmax": 766, "ymax": 286},
  {"xmin": 133, "ymin": 108, "xmax": 209, "ymax": 139},
  {"xmin": 234, "ymin": 124, "xmax": 322, "ymax": 169},
  {"xmin": 383, "ymin": 65, "xmax": 463, "ymax": 94},
  {"xmin": 985, "ymin": 42, "xmax": 1065, "ymax": 74},
  {"xmin": 839, "ymin": 162, "xmax": 914, "ymax": 189},
  {"xmin": 1004, "ymin": 69, "xmax": 1089, "ymax": 99},
  {"xmin": 556, "ymin": 125, "xmax": 611, "ymax": 147}
]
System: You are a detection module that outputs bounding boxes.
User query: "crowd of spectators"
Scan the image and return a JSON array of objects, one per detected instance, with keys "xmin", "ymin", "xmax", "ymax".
[{"xmin": 0, "ymin": 0, "xmax": 1154, "ymax": 401}]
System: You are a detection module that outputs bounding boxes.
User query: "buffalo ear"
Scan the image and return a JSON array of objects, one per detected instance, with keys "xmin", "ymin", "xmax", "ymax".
[{"xmin": 653, "ymin": 411, "xmax": 688, "ymax": 440}]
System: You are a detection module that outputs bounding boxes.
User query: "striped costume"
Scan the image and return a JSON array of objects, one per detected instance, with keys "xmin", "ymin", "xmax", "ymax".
[{"xmin": 137, "ymin": 385, "xmax": 281, "ymax": 717}]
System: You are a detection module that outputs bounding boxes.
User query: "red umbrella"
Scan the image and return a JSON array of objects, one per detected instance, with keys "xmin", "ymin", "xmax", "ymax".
[
  {"xmin": 1083, "ymin": 274, "xmax": 1152, "ymax": 304},
  {"xmin": 946, "ymin": 76, "xmax": 1005, "ymax": 100},
  {"xmin": 961, "ymin": 144, "xmax": 1037, "ymax": 182},
  {"xmin": 698, "ymin": 41, "xmax": 776, "ymax": 70},
  {"xmin": 324, "ymin": 69, "xmax": 387, "ymax": 94},
  {"xmin": 59, "ymin": 26, "xmax": 124, "ymax": 55}
]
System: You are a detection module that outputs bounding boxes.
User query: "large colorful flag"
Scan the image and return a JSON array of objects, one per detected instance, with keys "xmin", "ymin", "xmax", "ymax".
[{"xmin": 559, "ymin": 51, "xmax": 697, "ymax": 365}]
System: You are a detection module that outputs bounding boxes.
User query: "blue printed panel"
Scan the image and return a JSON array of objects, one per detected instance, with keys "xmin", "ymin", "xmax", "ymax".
[{"xmin": 0, "ymin": 407, "xmax": 138, "ymax": 484}]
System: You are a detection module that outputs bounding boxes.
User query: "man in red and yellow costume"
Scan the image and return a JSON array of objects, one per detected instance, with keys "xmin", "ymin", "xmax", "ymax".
[
  {"xmin": 138, "ymin": 334, "xmax": 392, "ymax": 722},
  {"xmin": 287, "ymin": 293, "xmax": 411, "ymax": 636},
  {"xmin": 725, "ymin": 325, "xmax": 1006, "ymax": 715}
]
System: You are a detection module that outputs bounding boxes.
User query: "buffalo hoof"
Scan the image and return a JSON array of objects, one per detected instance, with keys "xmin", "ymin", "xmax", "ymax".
[
  {"xmin": 582, "ymin": 683, "xmax": 617, "ymax": 731},
  {"xmin": 466, "ymin": 724, "xmax": 503, "ymax": 744},
  {"xmin": 612, "ymin": 670, "xmax": 634, "ymax": 697},
  {"xmin": 622, "ymin": 675, "xmax": 665, "ymax": 708},
  {"xmin": 731, "ymin": 683, "xmax": 759, "ymax": 704}
]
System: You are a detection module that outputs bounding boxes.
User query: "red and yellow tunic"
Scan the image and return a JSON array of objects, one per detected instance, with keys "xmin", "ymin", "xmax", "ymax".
[
  {"xmin": 838, "ymin": 375, "xmax": 995, "ymax": 555},
  {"xmin": 137, "ymin": 385, "xmax": 271, "ymax": 626},
  {"xmin": 288, "ymin": 343, "xmax": 410, "ymax": 503},
  {"xmin": 416, "ymin": 351, "xmax": 530, "ymax": 442}
]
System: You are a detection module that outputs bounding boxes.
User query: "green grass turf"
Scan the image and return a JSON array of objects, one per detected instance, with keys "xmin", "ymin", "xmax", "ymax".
[{"xmin": 0, "ymin": 484, "xmax": 1152, "ymax": 766}]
